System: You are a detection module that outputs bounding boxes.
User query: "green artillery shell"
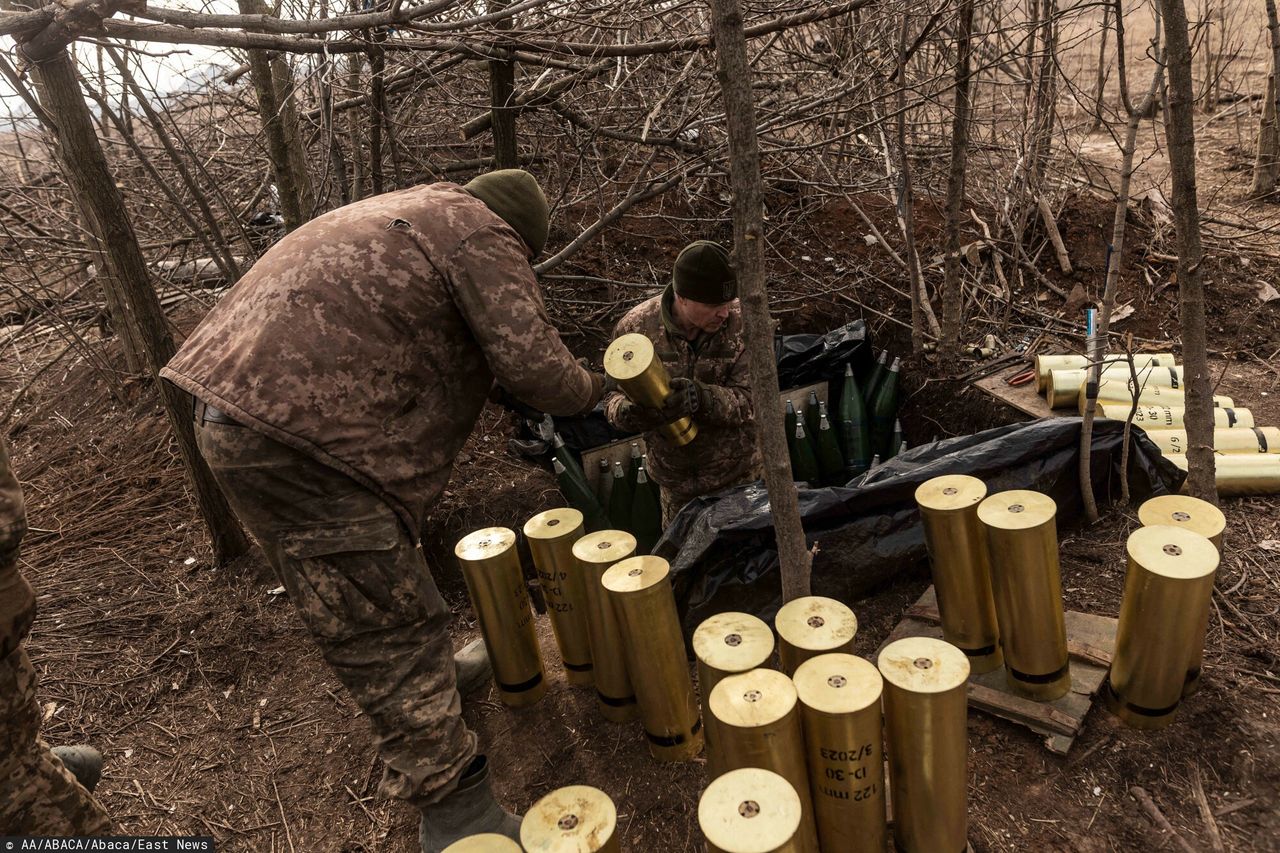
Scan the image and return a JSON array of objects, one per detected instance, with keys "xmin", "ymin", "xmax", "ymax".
[
  {"xmin": 571, "ymin": 530, "xmax": 639, "ymax": 722},
  {"xmin": 523, "ymin": 508, "xmax": 593, "ymax": 686},
  {"xmin": 630, "ymin": 460, "xmax": 662, "ymax": 556},
  {"xmin": 1107, "ymin": 526, "xmax": 1218, "ymax": 729},
  {"xmin": 869, "ymin": 357, "xmax": 901, "ymax": 459},
  {"xmin": 521, "ymin": 785, "xmax": 619, "ymax": 853},
  {"xmin": 775, "ymin": 596, "xmax": 857, "ymax": 676},
  {"xmin": 454, "ymin": 527, "xmax": 546, "ymax": 708},
  {"xmin": 607, "ymin": 461, "xmax": 634, "ymax": 531}
]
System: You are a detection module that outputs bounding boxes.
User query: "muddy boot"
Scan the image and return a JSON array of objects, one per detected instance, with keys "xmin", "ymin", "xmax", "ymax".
[
  {"xmin": 50, "ymin": 745, "xmax": 103, "ymax": 793},
  {"xmin": 453, "ymin": 638, "xmax": 492, "ymax": 696},
  {"xmin": 419, "ymin": 755, "xmax": 522, "ymax": 853}
]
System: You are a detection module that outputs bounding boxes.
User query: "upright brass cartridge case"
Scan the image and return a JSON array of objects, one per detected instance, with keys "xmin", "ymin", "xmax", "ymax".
[
  {"xmin": 1138, "ymin": 495, "xmax": 1225, "ymax": 697},
  {"xmin": 1035, "ymin": 352, "xmax": 1174, "ymax": 392},
  {"xmin": 605, "ymin": 332, "xmax": 697, "ymax": 446},
  {"xmin": 774, "ymin": 596, "xmax": 857, "ymax": 676},
  {"xmin": 1144, "ymin": 427, "xmax": 1280, "ymax": 456},
  {"xmin": 1096, "ymin": 403, "xmax": 1254, "ymax": 430},
  {"xmin": 709, "ymin": 669, "xmax": 819, "ymax": 853},
  {"xmin": 524, "ymin": 508, "xmax": 594, "ymax": 686},
  {"xmin": 793, "ymin": 653, "xmax": 886, "ymax": 853},
  {"xmin": 520, "ymin": 785, "xmax": 619, "ymax": 853},
  {"xmin": 915, "ymin": 475, "xmax": 1003, "ymax": 674},
  {"xmin": 1165, "ymin": 453, "xmax": 1280, "ymax": 496},
  {"xmin": 1107, "ymin": 526, "xmax": 1219, "ymax": 729},
  {"xmin": 441, "ymin": 835, "xmax": 522, "ymax": 853},
  {"xmin": 977, "ymin": 490, "xmax": 1071, "ymax": 701},
  {"xmin": 878, "ymin": 637, "xmax": 970, "ymax": 853},
  {"xmin": 571, "ymin": 530, "xmax": 639, "ymax": 722},
  {"xmin": 1047, "ymin": 364, "xmax": 1184, "ymax": 408},
  {"xmin": 602, "ymin": 556, "xmax": 703, "ymax": 761},
  {"xmin": 699, "ymin": 768, "xmax": 803, "ymax": 853},
  {"xmin": 694, "ymin": 612, "xmax": 775, "ymax": 778},
  {"xmin": 454, "ymin": 527, "xmax": 546, "ymax": 708}
]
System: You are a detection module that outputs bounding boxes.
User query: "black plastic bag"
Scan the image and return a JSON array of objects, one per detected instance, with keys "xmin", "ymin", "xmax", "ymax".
[
  {"xmin": 655, "ymin": 418, "xmax": 1183, "ymax": 636},
  {"xmin": 774, "ymin": 319, "xmax": 875, "ymax": 392}
]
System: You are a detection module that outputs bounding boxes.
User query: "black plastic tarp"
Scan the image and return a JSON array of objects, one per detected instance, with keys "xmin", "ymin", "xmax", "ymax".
[{"xmin": 655, "ymin": 418, "xmax": 1184, "ymax": 636}]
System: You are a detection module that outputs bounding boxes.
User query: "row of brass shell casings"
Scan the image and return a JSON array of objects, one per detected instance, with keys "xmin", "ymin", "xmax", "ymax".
[
  {"xmin": 1045, "ymin": 363, "xmax": 1184, "ymax": 408},
  {"xmin": 1143, "ymin": 427, "xmax": 1280, "ymax": 456},
  {"xmin": 604, "ymin": 332, "xmax": 698, "ymax": 446},
  {"xmin": 1164, "ymin": 453, "xmax": 1280, "ymax": 496},
  {"xmin": 1035, "ymin": 352, "xmax": 1174, "ymax": 392},
  {"xmin": 1095, "ymin": 403, "xmax": 1255, "ymax": 430}
]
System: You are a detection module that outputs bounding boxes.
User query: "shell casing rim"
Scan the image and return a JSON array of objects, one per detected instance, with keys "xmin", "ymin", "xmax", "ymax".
[
  {"xmin": 709, "ymin": 668, "xmax": 799, "ymax": 728},
  {"xmin": 523, "ymin": 507, "xmax": 586, "ymax": 540},
  {"xmin": 698, "ymin": 768, "xmax": 803, "ymax": 853},
  {"xmin": 694, "ymin": 612, "xmax": 776, "ymax": 676},
  {"xmin": 793, "ymin": 653, "xmax": 883, "ymax": 715},
  {"xmin": 571, "ymin": 529, "xmax": 639, "ymax": 564},
  {"xmin": 775, "ymin": 596, "xmax": 858, "ymax": 652},
  {"xmin": 521, "ymin": 785, "xmax": 618, "ymax": 850},
  {"xmin": 454, "ymin": 526, "xmax": 518, "ymax": 560},
  {"xmin": 914, "ymin": 474, "xmax": 988, "ymax": 511},
  {"xmin": 976, "ymin": 489, "xmax": 1057, "ymax": 530},
  {"xmin": 601, "ymin": 555, "xmax": 671, "ymax": 594},
  {"xmin": 603, "ymin": 332, "xmax": 657, "ymax": 381},
  {"xmin": 877, "ymin": 636, "xmax": 971, "ymax": 693},
  {"xmin": 1126, "ymin": 525, "xmax": 1220, "ymax": 580}
]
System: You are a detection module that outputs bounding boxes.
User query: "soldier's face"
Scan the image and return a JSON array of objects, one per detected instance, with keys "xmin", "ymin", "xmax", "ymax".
[{"xmin": 676, "ymin": 295, "xmax": 736, "ymax": 334}]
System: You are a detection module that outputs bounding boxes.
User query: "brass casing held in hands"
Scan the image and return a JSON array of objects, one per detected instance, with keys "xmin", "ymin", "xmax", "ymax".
[
  {"xmin": 709, "ymin": 669, "xmax": 819, "ymax": 853},
  {"xmin": 1138, "ymin": 495, "xmax": 1226, "ymax": 696},
  {"xmin": 699, "ymin": 768, "xmax": 803, "ymax": 853},
  {"xmin": 571, "ymin": 530, "xmax": 639, "ymax": 722},
  {"xmin": 878, "ymin": 637, "xmax": 970, "ymax": 853},
  {"xmin": 915, "ymin": 475, "xmax": 1003, "ymax": 674},
  {"xmin": 524, "ymin": 509, "xmax": 594, "ymax": 686},
  {"xmin": 605, "ymin": 333, "xmax": 697, "ymax": 446},
  {"xmin": 977, "ymin": 490, "xmax": 1071, "ymax": 701},
  {"xmin": 454, "ymin": 527, "xmax": 546, "ymax": 708},
  {"xmin": 1107, "ymin": 525, "xmax": 1219, "ymax": 729},
  {"xmin": 774, "ymin": 596, "xmax": 857, "ymax": 676},
  {"xmin": 520, "ymin": 785, "xmax": 620, "ymax": 853},
  {"xmin": 793, "ymin": 654, "xmax": 886, "ymax": 853},
  {"xmin": 694, "ymin": 612, "xmax": 775, "ymax": 779},
  {"xmin": 602, "ymin": 556, "xmax": 703, "ymax": 761}
]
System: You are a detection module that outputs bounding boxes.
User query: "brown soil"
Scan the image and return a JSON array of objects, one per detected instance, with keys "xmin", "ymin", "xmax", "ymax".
[{"xmin": 5, "ymin": 189, "xmax": 1280, "ymax": 852}]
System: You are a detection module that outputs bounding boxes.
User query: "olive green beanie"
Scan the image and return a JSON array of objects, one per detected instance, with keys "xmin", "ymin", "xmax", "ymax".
[
  {"xmin": 673, "ymin": 240, "xmax": 736, "ymax": 304},
  {"xmin": 463, "ymin": 169, "xmax": 550, "ymax": 258}
]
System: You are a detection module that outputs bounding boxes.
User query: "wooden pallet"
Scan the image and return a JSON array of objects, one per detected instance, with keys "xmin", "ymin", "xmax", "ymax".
[
  {"xmin": 876, "ymin": 587, "xmax": 1118, "ymax": 755},
  {"xmin": 973, "ymin": 364, "xmax": 1061, "ymax": 419}
]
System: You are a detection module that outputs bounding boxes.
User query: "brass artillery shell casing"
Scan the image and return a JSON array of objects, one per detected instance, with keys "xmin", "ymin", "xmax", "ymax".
[
  {"xmin": 694, "ymin": 612, "xmax": 775, "ymax": 779},
  {"xmin": 698, "ymin": 768, "xmax": 803, "ymax": 853},
  {"xmin": 1164, "ymin": 453, "xmax": 1280, "ymax": 496},
  {"xmin": 1096, "ymin": 403, "xmax": 1255, "ymax": 430},
  {"xmin": 571, "ymin": 530, "xmax": 639, "ymax": 722},
  {"xmin": 520, "ymin": 785, "xmax": 619, "ymax": 853},
  {"xmin": 524, "ymin": 508, "xmax": 594, "ymax": 686},
  {"xmin": 774, "ymin": 596, "xmax": 857, "ymax": 676},
  {"xmin": 1034, "ymin": 352, "xmax": 1174, "ymax": 392},
  {"xmin": 1047, "ymin": 364, "xmax": 1184, "ymax": 408},
  {"xmin": 709, "ymin": 669, "xmax": 819, "ymax": 853},
  {"xmin": 604, "ymin": 332, "xmax": 697, "ymax": 446},
  {"xmin": 977, "ymin": 490, "xmax": 1071, "ymax": 701},
  {"xmin": 1107, "ymin": 525, "xmax": 1219, "ymax": 730},
  {"xmin": 441, "ymin": 834, "xmax": 522, "ymax": 853},
  {"xmin": 454, "ymin": 528, "xmax": 546, "ymax": 708},
  {"xmin": 601, "ymin": 556, "xmax": 703, "ymax": 761},
  {"xmin": 915, "ymin": 475, "xmax": 1003, "ymax": 674},
  {"xmin": 793, "ymin": 653, "xmax": 886, "ymax": 853},
  {"xmin": 1138, "ymin": 495, "xmax": 1226, "ymax": 697},
  {"xmin": 878, "ymin": 637, "xmax": 970, "ymax": 853},
  {"xmin": 1080, "ymin": 386, "xmax": 1233, "ymax": 414},
  {"xmin": 1143, "ymin": 427, "xmax": 1280, "ymax": 456}
]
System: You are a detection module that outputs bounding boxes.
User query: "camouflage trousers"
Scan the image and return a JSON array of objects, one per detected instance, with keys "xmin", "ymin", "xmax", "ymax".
[
  {"xmin": 0, "ymin": 647, "xmax": 113, "ymax": 834},
  {"xmin": 195, "ymin": 421, "xmax": 476, "ymax": 807}
]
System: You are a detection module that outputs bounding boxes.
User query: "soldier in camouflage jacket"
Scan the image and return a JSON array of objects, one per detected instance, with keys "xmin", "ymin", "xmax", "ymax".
[
  {"xmin": 604, "ymin": 241, "xmax": 761, "ymax": 525},
  {"xmin": 162, "ymin": 170, "xmax": 605, "ymax": 849}
]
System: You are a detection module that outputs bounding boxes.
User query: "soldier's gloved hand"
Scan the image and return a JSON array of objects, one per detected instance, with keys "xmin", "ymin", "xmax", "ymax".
[
  {"xmin": 661, "ymin": 377, "xmax": 708, "ymax": 420},
  {"xmin": 615, "ymin": 399, "xmax": 669, "ymax": 432}
]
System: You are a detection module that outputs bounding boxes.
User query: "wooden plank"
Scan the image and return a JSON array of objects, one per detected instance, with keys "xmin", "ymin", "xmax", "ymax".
[
  {"xmin": 581, "ymin": 437, "xmax": 647, "ymax": 501},
  {"xmin": 877, "ymin": 586, "xmax": 1118, "ymax": 756},
  {"xmin": 973, "ymin": 364, "xmax": 1060, "ymax": 419}
]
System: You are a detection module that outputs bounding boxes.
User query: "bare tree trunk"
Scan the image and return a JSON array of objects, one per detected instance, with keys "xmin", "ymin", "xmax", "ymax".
[
  {"xmin": 941, "ymin": 0, "xmax": 974, "ymax": 362},
  {"xmin": 347, "ymin": 50, "xmax": 365, "ymax": 202},
  {"xmin": 895, "ymin": 13, "xmax": 928, "ymax": 356},
  {"xmin": 1159, "ymin": 0, "xmax": 1218, "ymax": 503},
  {"xmin": 489, "ymin": 0, "xmax": 518, "ymax": 169},
  {"xmin": 238, "ymin": 0, "xmax": 313, "ymax": 229},
  {"xmin": 707, "ymin": 0, "xmax": 811, "ymax": 602},
  {"xmin": 319, "ymin": 0, "xmax": 350, "ymax": 206},
  {"xmin": 368, "ymin": 34, "xmax": 386, "ymax": 195},
  {"xmin": 1091, "ymin": 3, "xmax": 1113, "ymax": 130},
  {"xmin": 25, "ymin": 48, "xmax": 251, "ymax": 564},
  {"xmin": 1250, "ymin": 0, "xmax": 1280, "ymax": 196}
]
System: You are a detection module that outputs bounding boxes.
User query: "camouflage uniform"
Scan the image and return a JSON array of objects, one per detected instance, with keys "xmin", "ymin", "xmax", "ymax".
[
  {"xmin": 0, "ymin": 438, "xmax": 112, "ymax": 834},
  {"xmin": 161, "ymin": 182, "xmax": 603, "ymax": 806},
  {"xmin": 604, "ymin": 286, "xmax": 760, "ymax": 525}
]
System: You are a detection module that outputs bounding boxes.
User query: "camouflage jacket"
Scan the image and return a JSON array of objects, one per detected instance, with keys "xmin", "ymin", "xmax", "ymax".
[
  {"xmin": 1, "ymin": 438, "xmax": 34, "ymax": 660},
  {"xmin": 162, "ymin": 183, "xmax": 603, "ymax": 537},
  {"xmin": 603, "ymin": 287, "xmax": 759, "ymax": 497}
]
